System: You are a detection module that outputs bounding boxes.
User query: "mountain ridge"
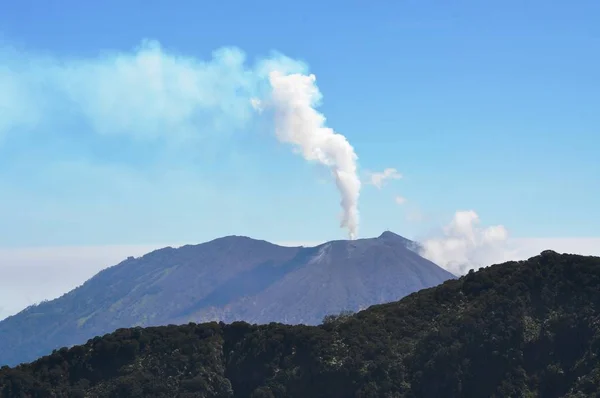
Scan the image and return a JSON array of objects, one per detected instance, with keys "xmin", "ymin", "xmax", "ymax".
[{"xmin": 0, "ymin": 231, "xmax": 454, "ymax": 366}]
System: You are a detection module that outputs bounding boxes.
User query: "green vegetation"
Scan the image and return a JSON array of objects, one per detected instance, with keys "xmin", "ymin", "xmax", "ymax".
[{"xmin": 2, "ymin": 251, "xmax": 600, "ymax": 397}]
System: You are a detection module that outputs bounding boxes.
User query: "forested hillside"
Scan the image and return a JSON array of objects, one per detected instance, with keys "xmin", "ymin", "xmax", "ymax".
[{"xmin": 2, "ymin": 251, "xmax": 600, "ymax": 397}]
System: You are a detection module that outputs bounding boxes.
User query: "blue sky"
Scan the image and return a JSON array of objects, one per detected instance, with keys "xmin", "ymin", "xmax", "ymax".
[{"xmin": 1, "ymin": 0, "xmax": 599, "ymax": 249}]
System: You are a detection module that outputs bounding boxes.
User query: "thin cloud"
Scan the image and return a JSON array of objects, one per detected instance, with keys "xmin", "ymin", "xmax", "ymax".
[
  {"xmin": 366, "ymin": 168, "xmax": 402, "ymax": 189},
  {"xmin": 394, "ymin": 195, "xmax": 407, "ymax": 205}
]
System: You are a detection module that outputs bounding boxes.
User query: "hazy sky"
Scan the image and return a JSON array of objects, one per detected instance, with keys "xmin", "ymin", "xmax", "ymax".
[{"xmin": 1, "ymin": 1, "xmax": 599, "ymax": 318}]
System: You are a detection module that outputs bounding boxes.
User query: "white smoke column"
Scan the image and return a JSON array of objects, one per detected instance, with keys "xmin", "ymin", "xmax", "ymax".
[
  {"xmin": 268, "ymin": 71, "xmax": 361, "ymax": 239},
  {"xmin": 419, "ymin": 210, "xmax": 510, "ymax": 275}
]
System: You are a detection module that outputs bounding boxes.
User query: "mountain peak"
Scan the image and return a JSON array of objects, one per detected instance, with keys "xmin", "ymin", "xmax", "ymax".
[
  {"xmin": 376, "ymin": 231, "xmax": 419, "ymax": 252},
  {"xmin": 378, "ymin": 230, "xmax": 407, "ymax": 241}
]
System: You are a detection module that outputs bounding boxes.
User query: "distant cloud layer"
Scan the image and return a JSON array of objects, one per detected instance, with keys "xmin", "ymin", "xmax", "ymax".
[{"xmin": 0, "ymin": 244, "xmax": 162, "ymax": 321}]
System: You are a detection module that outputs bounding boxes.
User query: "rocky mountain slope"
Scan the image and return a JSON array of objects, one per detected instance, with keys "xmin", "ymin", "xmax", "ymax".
[
  {"xmin": 2, "ymin": 251, "xmax": 600, "ymax": 397},
  {"xmin": 0, "ymin": 231, "xmax": 453, "ymax": 366}
]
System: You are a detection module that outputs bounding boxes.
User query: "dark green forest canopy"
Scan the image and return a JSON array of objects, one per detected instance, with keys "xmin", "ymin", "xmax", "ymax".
[{"xmin": 2, "ymin": 251, "xmax": 600, "ymax": 397}]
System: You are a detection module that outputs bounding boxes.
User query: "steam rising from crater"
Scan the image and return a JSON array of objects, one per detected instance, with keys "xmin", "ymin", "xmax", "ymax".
[{"xmin": 262, "ymin": 71, "xmax": 361, "ymax": 239}]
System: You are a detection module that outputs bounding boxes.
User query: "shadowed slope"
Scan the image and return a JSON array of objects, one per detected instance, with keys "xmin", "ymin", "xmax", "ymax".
[{"xmin": 0, "ymin": 232, "xmax": 453, "ymax": 366}]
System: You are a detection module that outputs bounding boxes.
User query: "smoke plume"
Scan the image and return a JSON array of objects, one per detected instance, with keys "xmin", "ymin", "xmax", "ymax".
[
  {"xmin": 0, "ymin": 40, "xmax": 309, "ymax": 141},
  {"xmin": 1, "ymin": 39, "xmax": 362, "ymax": 239},
  {"xmin": 266, "ymin": 71, "xmax": 361, "ymax": 239}
]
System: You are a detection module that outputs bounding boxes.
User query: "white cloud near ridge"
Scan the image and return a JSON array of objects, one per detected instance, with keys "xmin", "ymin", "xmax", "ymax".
[
  {"xmin": 418, "ymin": 210, "xmax": 600, "ymax": 276},
  {"xmin": 419, "ymin": 211, "xmax": 509, "ymax": 275}
]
